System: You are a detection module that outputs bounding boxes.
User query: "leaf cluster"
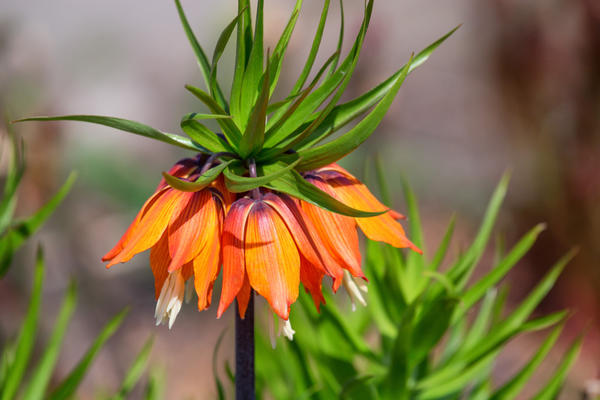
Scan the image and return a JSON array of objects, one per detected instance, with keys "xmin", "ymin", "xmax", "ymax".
[
  {"xmin": 247, "ymin": 172, "xmax": 581, "ymax": 399},
  {"xmin": 14, "ymin": 0, "xmax": 458, "ymax": 218}
]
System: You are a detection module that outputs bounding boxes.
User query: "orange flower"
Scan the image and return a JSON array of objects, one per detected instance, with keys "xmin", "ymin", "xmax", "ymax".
[
  {"xmin": 301, "ymin": 163, "xmax": 421, "ymax": 306},
  {"xmin": 217, "ymin": 192, "xmax": 333, "ymax": 321},
  {"xmin": 102, "ymin": 155, "xmax": 230, "ymax": 328}
]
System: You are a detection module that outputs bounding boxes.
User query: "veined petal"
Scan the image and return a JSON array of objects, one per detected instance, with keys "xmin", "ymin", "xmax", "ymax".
[
  {"xmin": 300, "ymin": 258, "xmax": 326, "ymax": 311},
  {"xmin": 107, "ymin": 188, "xmax": 185, "ymax": 267},
  {"xmin": 302, "ymin": 175, "xmax": 363, "ymax": 282},
  {"xmin": 193, "ymin": 200, "xmax": 223, "ymax": 310},
  {"xmin": 167, "ymin": 190, "xmax": 213, "ymax": 272},
  {"xmin": 150, "ymin": 231, "xmax": 170, "ymax": 299},
  {"xmin": 245, "ymin": 201, "xmax": 300, "ymax": 320},
  {"xmin": 317, "ymin": 164, "xmax": 419, "ymax": 252},
  {"xmin": 211, "ymin": 175, "xmax": 236, "ymax": 212},
  {"xmin": 236, "ymin": 272, "xmax": 252, "ymax": 319},
  {"xmin": 217, "ymin": 198, "xmax": 255, "ymax": 318}
]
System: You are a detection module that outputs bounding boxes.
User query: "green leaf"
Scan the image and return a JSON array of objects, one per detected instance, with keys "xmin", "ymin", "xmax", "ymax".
[
  {"xmin": 0, "ymin": 132, "xmax": 24, "ymax": 233},
  {"xmin": 23, "ymin": 281, "xmax": 78, "ymax": 400},
  {"xmin": 210, "ymin": 8, "xmax": 246, "ymax": 99},
  {"xmin": 113, "ymin": 337, "xmax": 154, "ymax": 400},
  {"xmin": 185, "ymin": 85, "xmax": 242, "ymax": 146},
  {"xmin": 296, "ymin": 54, "xmax": 412, "ymax": 171},
  {"xmin": 448, "ymin": 172, "xmax": 511, "ymax": 288},
  {"xmin": 180, "ymin": 120, "xmax": 234, "ymax": 154},
  {"xmin": 0, "ymin": 172, "xmax": 76, "ymax": 277},
  {"xmin": 14, "ymin": 115, "xmax": 199, "ymax": 151},
  {"xmin": 327, "ymin": 0, "xmax": 345, "ymax": 78},
  {"xmin": 180, "ymin": 112, "xmax": 232, "ymax": 122},
  {"xmin": 212, "ymin": 329, "xmax": 228, "ymax": 400},
  {"xmin": 429, "ymin": 214, "xmax": 456, "ymax": 271},
  {"xmin": 296, "ymin": 25, "xmax": 460, "ymax": 150},
  {"xmin": 266, "ymin": 169, "xmax": 385, "ymax": 218},
  {"xmin": 530, "ymin": 335, "xmax": 582, "ymax": 400},
  {"xmin": 268, "ymin": 0, "xmax": 303, "ymax": 96},
  {"xmin": 174, "ymin": 0, "xmax": 228, "ymax": 110},
  {"xmin": 0, "ymin": 247, "xmax": 44, "ymax": 400},
  {"xmin": 238, "ymin": 0, "xmax": 265, "ymax": 126},
  {"xmin": 48, "ymin": 309, "xmax": 128, "ymax": 400},
  {"xmin": 223, "ymin": 159, "xmax": 301, "ymax": 193},
  {"xmin": 490, "ymin": 324, "xmax": 563, "ymax": 400},
  {"xmin": 162, "ymin": 160, "xmax": 233, "ymax": 192},
  {"xmin": 238, "ymin": 55, "xmax": 271, "ymax": 158},
  {"xmin": 288, "ymin": 0, "xmax": 330, "ymax": 95},
  {"xmin": 453, "ymin": 223, "xmax": 547, "ymax": 323},
  {"xmin": 262, "ymin": 0, "xmax": 374, "ymax": 150},
  {"xmin": 144, "ymin": 368, "xmax": 165, "ymax": 400},
  {"xmin": 230, "ymin": 0, "xmax": 253, "ymax": 126}
]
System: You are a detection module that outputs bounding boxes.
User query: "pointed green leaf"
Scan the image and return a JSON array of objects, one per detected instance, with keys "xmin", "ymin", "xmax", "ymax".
[
  {"xmin": 490, "ymin": 324, "xmax": 563, "ymax": 400},
  {"xmin": 296, "ymin": 54, "xmax": 412, "ymax": 171},
  {"xmin": 174, "ymin": 0, "xmax": 228, "ymax": 110},
  {"xmin": 14, "ymin": 115, "xmax": 199, "ymax": 151},
  {"xmin": 114, "ymin": 337, "xmax": 154, "ymax": 400},
  {"xmin": 180, "ymin": 112, "xmax": 232, "ymax": 122},
  {"xmin": 224, "ymin": 158, "xmax": 301, "ymax": 193},
  {"xmin": 180, "ymin": 119, "xmax": 234, "ymax": 154},
  {"xmin": 0, "ymin": 247, "xmax": 44, "ymax": 400},
  {"xmin": 144, "ymin": 368, "xmax": 165, "ymax": 400},
  {"xmin": 266, "ymin": 169, "xmax": 385, "ymax": 217},
  {"xmin": 430, "ymin": 214, "xmax": 456, "ymax": 271},
  {"xmin": 530, "ymin": 335, "xmax": 582, "ymax": 400},
  {"xmin": 49, "ymin": 309, "xmax": 128, "ymax": 400},
  {"xmin": 268, "ymin": 0, "xmax": 303, "ymax": 96},
  {"xmin": 0, "ymin": 172, "xmax": 76, "ymax": 277},
  {"xmin": 327, "ymin": 0, "xmax": 345, "ymax": 78},
  {"xmin": 289, "ymin": 0, "xmax": 330, "ymax": 95},
  {"xmin": 239, "ymin": 0, "xmax": 264, "ymax": 126},
  {"xmin": 448, "ymin": 172, "xmax": 511, "ymax": 288},
  {"xmin": 230, "ymin": 0, "xmax": 253, "ymax": 125},
  {"xmin": 23, "ymin": 281, "xmax": 77, "ymax": 400},
  {"xmin": 0, "ymin": 131, "xmax": 24, "ymax": 233},
  {"xmin": 296, "ymin": 25, "xmax": 460, "ymax": 150},
  {"xmin": 162, "ymin": 160, "xmax": 233, "ymax": 192},
  {"xmin": 212, "ymin": 329, "xmax": 228, "ymax": 400},
  {"xmin": 238, "ymin": 56, "xmax": 271, "ymax": 158},
  {"xmin": 185, "ymin": 85, "xmax": 242, "ymax": 146},
  {"xmin": 210, "ymin": 8, "xmax": 246, "ymax": 99}
]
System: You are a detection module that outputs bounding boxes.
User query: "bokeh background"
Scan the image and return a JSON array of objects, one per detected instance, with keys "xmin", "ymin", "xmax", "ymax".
[{"xmin": 1, "ymin": 0, "xmax": 598, "ymax": 398}]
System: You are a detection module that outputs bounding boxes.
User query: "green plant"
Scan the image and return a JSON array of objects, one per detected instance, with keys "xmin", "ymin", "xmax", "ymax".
[{"xmin": 246, "ymin": 172, "xmax": 581, "ymax": 399}]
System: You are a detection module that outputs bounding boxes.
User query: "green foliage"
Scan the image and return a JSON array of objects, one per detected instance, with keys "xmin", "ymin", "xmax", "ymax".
[
  {"xmin": 14, "ymin": 1, "xmax": 457, "ymax": 219},
  {"xmin": 252, "ymin": 175, "xmax": 580, "ymax": 399}
]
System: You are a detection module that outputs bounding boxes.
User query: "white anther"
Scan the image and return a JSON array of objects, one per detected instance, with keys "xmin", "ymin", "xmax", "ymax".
[{"xmin": 155, "ymin": 270, "xmax": 185, "ymax": 329}]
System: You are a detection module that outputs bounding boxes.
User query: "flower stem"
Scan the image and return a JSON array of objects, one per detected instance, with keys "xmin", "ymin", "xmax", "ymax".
[
  {"xmin": 248, "ymin": 159, "xmax": 261, "ymax": 200},
  {"xmin": 235, "ymin": 291, "xmax": 255, "ymax": 400}
]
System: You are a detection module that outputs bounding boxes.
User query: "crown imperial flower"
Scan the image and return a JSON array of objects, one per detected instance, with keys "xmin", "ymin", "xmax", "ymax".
[{"xmin": 17, "ymin": 0, "xmax": 455, "ymax": 335}]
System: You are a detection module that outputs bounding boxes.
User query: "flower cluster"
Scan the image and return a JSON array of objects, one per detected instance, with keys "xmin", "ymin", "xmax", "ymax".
[{"xmin": 103, "ymin": 156, "xmax": 419, "ymax": 329}]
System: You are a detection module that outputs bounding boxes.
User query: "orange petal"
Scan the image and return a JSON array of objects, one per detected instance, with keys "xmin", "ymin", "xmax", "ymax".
[
  {"xmin": 318, "ymin": 165, "xmax": 420, "ymax": 252},
  {"xmin": 300, "ymin": 258, "xmax": 326, "ymax": 312},
  {"xmin": 244, "ymin": 201, "xmax": 300, "ymax": 320},
  {"xmin": 193, "ymin": 205, "xmax": 223, "ymax": 310},
  {"xmin": 106, "ymin": 188, "xmax": 185, "ymax": 267},
  {"xmin": 102, "ymin": 188, "xmax": 164, "ymax": 262},
  {"xmin": 302, "ymin": 176, "xmax": 363, "ymax": 283},
  {"xmin": 149, "ymin": 231, "xmax": 170, "ymax": 299},
  {"xmin": 166, "ymin": 190, "xmax": 214, "ymax": 272},
  {"xmin": 236, "ymin": 272, "xmax": 252, "ymax": 319},
  {"xmin": 217, "ymin": 198, "xmax": 255, "ymax": 318},
  {"xmin": 211, "ymin": 175, "xmax": 236, "ymax": 212}
]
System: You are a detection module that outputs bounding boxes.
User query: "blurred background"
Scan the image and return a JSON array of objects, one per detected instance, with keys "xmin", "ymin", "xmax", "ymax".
[{"xmin": 1, "ymin": 0, "xmax": 598, "ymax": 398}]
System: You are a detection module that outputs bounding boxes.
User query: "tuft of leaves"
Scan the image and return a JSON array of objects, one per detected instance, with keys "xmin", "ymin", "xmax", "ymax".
[{"xmin": 251, "ymin": 173, "xmax": 581, "ymax": 400}]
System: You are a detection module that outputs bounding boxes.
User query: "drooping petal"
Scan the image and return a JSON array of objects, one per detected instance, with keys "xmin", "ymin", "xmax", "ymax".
[
  {"xmin": 236, "ymin": 272, "xmax": 252, "ymax": 319},
  {"xmin": 302, "ymin": 175, "xmax": 363, "ymax": 282},
  {"xmin": 107, "ymin": 188, "xmax": 186, "ymax": 267},
  {"xmin": 300, "ymin": 258, "xmax": 326, "ymax": 311},
  {"xmin": 217, "ymin": 197, "xmax": 255, "ymax": 318},
  {"xmin": 150, "ymin": 231, "xmax": 170, "ymax": 299},
  {"xmin": 166, "ymin": 190, "xmax": 213, "ymax": 272},
  {"xmin": 192, "ymin": 197, "xmax": 224, "ymax": 310},
  {"xmin": 317, "ymin": 164, "xmax": 420, "ymax": 252},
  {"xmin": 244, "ymin": 201, "xmax": 300, "ymax": 320}
]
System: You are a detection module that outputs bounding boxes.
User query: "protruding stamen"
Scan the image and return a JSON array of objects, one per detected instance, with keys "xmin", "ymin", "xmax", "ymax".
[
  {"xmin": 155, "ymin": 270, "xmax": 185, "ymax": 329},
  {"xmin": 278, "ymin": 317, "xmax": 295, "ymax": 341},
  {"xmin": 342, "ymin": 270, "xmax": 368, "ymax": 311}
]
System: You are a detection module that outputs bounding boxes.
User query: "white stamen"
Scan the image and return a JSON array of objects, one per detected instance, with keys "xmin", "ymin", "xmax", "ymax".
[
  {"xmin": 155, "ymin": 270, "xmax": 185, "ymax": 329},
  {"xmin": 342, "ymin": 270, "xmax": 367, "ymax": 311},
  {"xmin": 184, "ymin": 278, "xmax": 194, "ymax": 304},
  {"xmin": 278, "ymin": 317, "xmax": 295, "ymax": 341}
]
